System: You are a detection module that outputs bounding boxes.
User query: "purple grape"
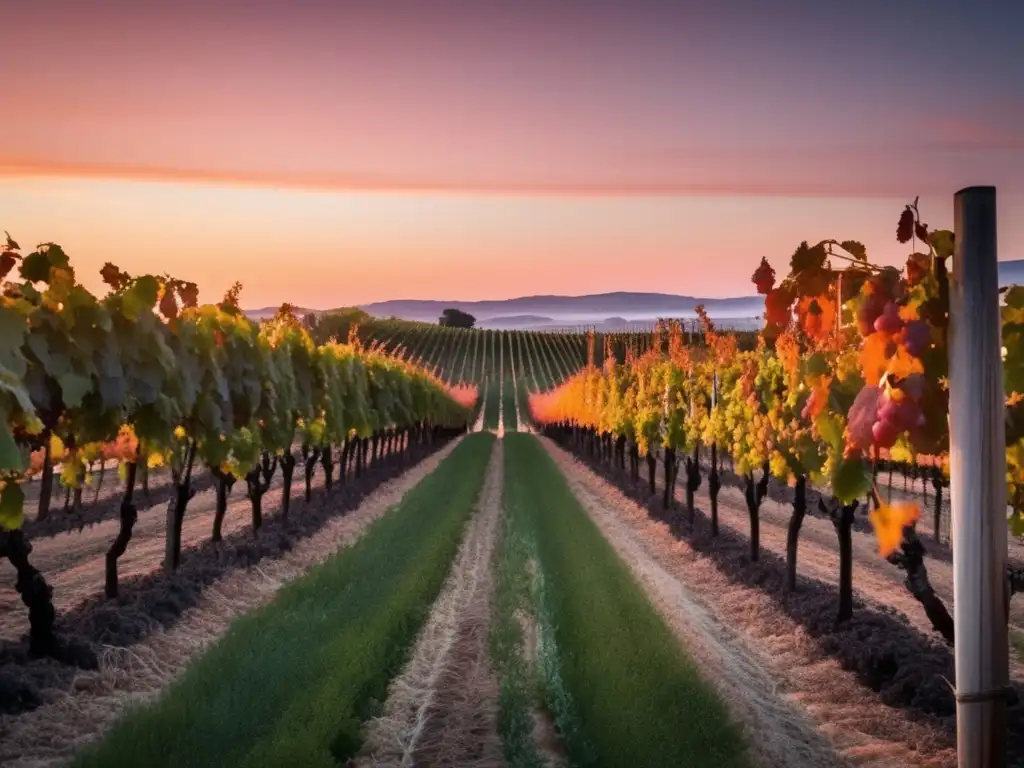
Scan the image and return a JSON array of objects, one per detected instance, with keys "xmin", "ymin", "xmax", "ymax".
[{"xmin": 901, "ymin": 321, "xmax": 931, "ymax": 358}]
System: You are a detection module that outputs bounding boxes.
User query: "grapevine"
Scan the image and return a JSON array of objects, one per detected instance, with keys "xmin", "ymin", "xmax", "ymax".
[
  {"xmin": 0, "ymin": 236, "xmax": 475, "ymax": 656},
  {"xmin": 530, "ymin": 198, "xmax": 1022, "ymax": 641}
]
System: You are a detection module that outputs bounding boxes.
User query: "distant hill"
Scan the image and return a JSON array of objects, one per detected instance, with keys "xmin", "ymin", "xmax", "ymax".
[
  {"xmin": 244, "ymin": 306, "xmax": 317, "ymax": 321},
  {"xmin": 477, "ymin": 314, "xmax": 554, "ymax": 329},
  {"xmin": 1000, "ymin": 259, "xmax": 1024, "ymax": 286},
  {"xmin": 358, "ymin": 292, "xmax": 765, "ymax": 325},
  {"xmin": 244, "ymin": 263, "xmax": 1024, "ymax": 326}
]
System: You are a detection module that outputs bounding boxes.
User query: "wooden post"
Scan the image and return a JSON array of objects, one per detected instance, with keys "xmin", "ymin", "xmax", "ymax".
[{"xmin": 948, "ymin": 185, "xmax": 1008, "ymax": 767}]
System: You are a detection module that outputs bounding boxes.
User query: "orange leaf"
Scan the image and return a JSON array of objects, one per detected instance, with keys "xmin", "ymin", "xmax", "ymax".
[
  {"xmin": 898, "ymin": 303, "xmax": 919, "ymax": 323},
  {"xmin": 887, "ymin": 345, "xmax": 924, "ymax": 379},
  {"xmin": 860, "ymin": 331, "xmax": 892, "ymax": 384},
  {"xmin": 869, "ymin": 501, "xmax": 920, "ymax": 557},
  {"xmin": 797, "ymin": 295, "xmax": 836, "ymax": 342},
  {"xmin": 776, "ymin": 331, "xmax": 800, "ymax": 377}
]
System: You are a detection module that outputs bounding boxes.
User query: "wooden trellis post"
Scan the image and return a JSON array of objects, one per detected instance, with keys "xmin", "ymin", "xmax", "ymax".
[{"xmin": 948, "ymin": 185, "xmax": 1009, "ymax": 767}]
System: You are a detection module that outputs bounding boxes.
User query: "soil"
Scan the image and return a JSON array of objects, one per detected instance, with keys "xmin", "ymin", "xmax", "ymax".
[
  {"xmin": 545, "ymin": 437, "xmax": 1024, "ymax": 767},
  {"xmin": 0, "ymin": 439, "xmax": 446, "ymax": 718},
  {"xmin": 0, "ymin": 438, "xmax": 462, "ymax": 768},
  {"xmin": 20, "ymin": 465, "xmax": 213, "ymax": 541},
  {"xmin": 545, "ymin": 440, "xmax": 849, "ymax": 768},
  {"xmin": 704, "ymin": 461, "xmax": 1024, "ymax": 635}
]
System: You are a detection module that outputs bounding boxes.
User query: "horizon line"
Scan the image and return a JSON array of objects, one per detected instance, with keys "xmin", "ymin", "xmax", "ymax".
[
  {"xmin": 0, "ymin": 159, "xmax": 942, "ymax": 200},
  {"xmin": 246, "ymin": 291, "xmax": 766, "ymax": 312}
]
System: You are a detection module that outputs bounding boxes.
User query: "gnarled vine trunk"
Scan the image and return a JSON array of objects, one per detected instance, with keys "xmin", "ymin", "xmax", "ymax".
[
  {"xmin": 785, "ymin": 475, "xmax": 807, "ymax": 592},
  {"xmin": 743, "ymin": 461, "xmax": 771, "ymax": 562},
  {"xmin": 2, "ymin": 530, "xmax": 56, "ymax": 656},
  {"xmin": 708, "ymin": 443, "xmax": 721, "ymax": 536},
  {"xmin": 210, "ymin": 468, "xmax": 235, "ymax": 543},
  {"xmin": 302, "ymin": 444, "xmax": 320, "ymax": 502},
  {"xmin": 321, "ymin": 443, "xmax": 334, "ymax": 491},
  {"xmin": 246, "ymin": 452, "xmax": 277, "ymax": 536},
  {"xmin": 165, "ymin": 441, "xmax": 197, "ymax": 572},
  {"xmin": 662, "ymin": 447, "xmax": 676, "ymax": 510},
  {"xmin": 280, "ymin": 452, "xmax": 296, "ymax": 520},
  {"xmin": 105, "ymin": 460, "xmax": 138, "ymax": 598},
  {"xmin": 822, "ymin": 497, "xmax": 858, "ymax": 623},
  {"xmin": 889, "ymin": 525, "xmax": 955, "ymax": 643},
  {"xmin": 685, "ymin": 444, "xmax": 702, "ymax": 525},
  {"xmin": 37, "ymin": 437, "xmax": 53, "ymax": 522}
]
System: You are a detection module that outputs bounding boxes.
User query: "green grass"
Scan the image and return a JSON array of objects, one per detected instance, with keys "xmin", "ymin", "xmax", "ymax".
[
  {"xmin": 484, "ymin": 375, "xmax": 502, "ymax": 430},
  {"xmin": 73, "ymin": 434, "xmax": 495, "ymax": 768},
  {"xmin": 503, "ymin": 433, "xmax": 749, "ymax": 768},
  {"xmin": 489, "ymin": 472, "xmax": 552, "ymax": 768},
  {"xmin": 502, "ymin": 375, "xmax": 518, "ymax": 431}
]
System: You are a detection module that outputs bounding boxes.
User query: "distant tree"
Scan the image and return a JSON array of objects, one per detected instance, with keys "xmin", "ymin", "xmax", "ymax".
[
  {"xmin": 439, "ymin": 308, "xmax": 476, "ymax": 328},
  {"xmin": 304, "ymin": 307, "xmax": 372, "ymax": 345}
]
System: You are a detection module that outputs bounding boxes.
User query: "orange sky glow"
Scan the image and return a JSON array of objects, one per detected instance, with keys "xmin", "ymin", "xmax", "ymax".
[{"xmin": 2, "ymin": 1, "xmax": 1022, "ymax": 308}]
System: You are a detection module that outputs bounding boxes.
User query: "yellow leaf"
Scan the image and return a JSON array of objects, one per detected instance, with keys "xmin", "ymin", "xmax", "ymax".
[
  {"xmin": 886, "ymin": 346, "xmax": 924, "ymax": 380},
  {"xmin": 869, "ymin": 501, "xmax": 920, "ymax": 557},
  {"xmin": 50, "ymin": 434, "xmax": 66, "ymax": 461}
]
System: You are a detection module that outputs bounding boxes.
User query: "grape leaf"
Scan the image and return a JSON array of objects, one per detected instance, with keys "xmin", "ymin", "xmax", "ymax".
[
  {"xmin": 791, "ymin": 241, "xmax": 826, "ymax": 273},
  {"xmin": 58, "ymin": 371, "xmax": 92, "ymax": 409},
  {"xmin": 0, "ymin": 307, "xmax": 28, "ymax": 378},
  {"xmin": 805, "ymin": 352, "xmax": 829, "ymax": 378},
  {"xmin": 1011, "ymin": 509, "xmax": 1024, "ymax": 538},
  {"xmin": 0, "ymin": 482, "xmax": 25, "ymax": 531},
  {"xmin": 929, "ymin": 230, "xmax": 954, "ymax": 261},
  {"xmin": 815, "ymin": 410, "xmax": 844, "ymax": 450},
  {"xmin": 832, "ymin": 456, "xmax": 871, "ymax": 503},
  {"xmin": 840, "ymin": 241, "xmax": 867, "ymax": 261},
  {"xmin": 123, "ymin": 276, "xmax": 160, "ymax": 318},
  {"xmin": 869, "ymin": 501, "xmax": 920, "ymax": 557},
  {"xmin": 0, "ymin": 417, "xmax": 22, "ymax": 471},
  {"xmin": 0, "ymin": 252, "xmax": 17, "ymax": 280}
]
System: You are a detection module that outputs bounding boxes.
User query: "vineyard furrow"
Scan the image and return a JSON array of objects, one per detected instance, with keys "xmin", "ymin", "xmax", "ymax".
[
  {"xmin": 540, "ymin": 437, "xmax": 957, "ymax": 767},
  {"xmin": 356, "ymin": 439, "xmax": 504, "ymax": 767},
  {"xmin": 2, "ymin": 438, "xmax": 466, "ymax": 768}
]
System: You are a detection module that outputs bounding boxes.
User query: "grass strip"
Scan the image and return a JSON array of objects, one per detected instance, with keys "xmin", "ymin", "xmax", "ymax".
[
  {"xmin": 503, "ymin": 375, "xmax": 518, "ymax": 430},
  {"xmin": 489, "ymin": 486, "xmax": 550, "ymax": 767},
  {"xmin": 503, "ymin": 433, "xmax": 749, "ymax": 767},
  {"xmin": 484, "ymin": 375, "xmax": 502, "ymax": 430},
  {"xmin": 73, "ymin": 433, "xmax": 495, "ymax": 768}
]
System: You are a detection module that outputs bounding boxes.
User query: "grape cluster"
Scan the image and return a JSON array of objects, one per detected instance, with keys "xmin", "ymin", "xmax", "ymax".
[
  {"xmin": 871, "ymin": 377, "xmax": 925, "ymax": 448},
  {"xmin": 853, "ymin": 284, "xmax": 932, "ymax": 449}
]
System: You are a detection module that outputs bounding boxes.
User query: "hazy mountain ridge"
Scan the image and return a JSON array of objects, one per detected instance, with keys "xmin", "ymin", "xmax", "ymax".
[
  {"xmin": 477, "ymin": 314, "xmax": 554, "ymax": 329},
  {"xmin": 357, "ymin": 291, "xmax": 764, "ymax": 323},
  {"xmin": 244, "ymin": 260, "xmax": 1024, "ymax": 325}
]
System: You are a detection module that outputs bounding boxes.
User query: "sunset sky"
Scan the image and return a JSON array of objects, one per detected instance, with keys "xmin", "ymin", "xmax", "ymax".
[{"xmin": 2, "ymin": 0, "xmax": 1022, "ymax": 308}]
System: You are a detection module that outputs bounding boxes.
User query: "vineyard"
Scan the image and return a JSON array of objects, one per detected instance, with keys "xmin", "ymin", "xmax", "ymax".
[{"xmin": 1, "ymin": 191, "xmax": 1023, "ymax": 767}]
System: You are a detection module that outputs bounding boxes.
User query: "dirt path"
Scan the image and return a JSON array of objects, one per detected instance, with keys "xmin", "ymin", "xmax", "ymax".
[
  {"xmin": 0, "ymin": 438, "xmax": 463, "ymax": 768},
  {"xmin": 0, "ymin": 446, "xmax": 400, "ymax": 643},
  {"xmin": 698, "ymin": 478, "xmax": 1024, "ymax": 654},
  {"xmin": 0, "ymin": 467, "xmax": 326, "ymax": 643},
  {"xmin": 356, "ymin": 440, "xmax": 504, "ymax": 768},
  {"xmin": 542, "ymin": 439, "xmax": 957, "ymax": 768}
]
